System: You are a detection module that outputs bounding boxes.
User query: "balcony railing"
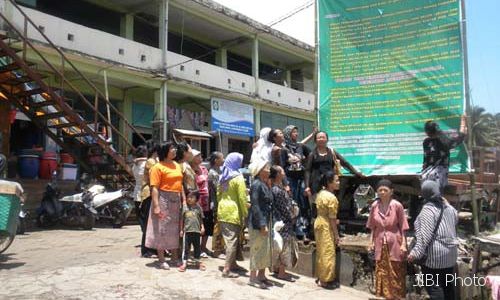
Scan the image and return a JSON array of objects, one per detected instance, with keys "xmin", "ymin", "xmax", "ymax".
[{"xmin": 1, "ymin": 2, "xmax": 315, "ymax": 111}]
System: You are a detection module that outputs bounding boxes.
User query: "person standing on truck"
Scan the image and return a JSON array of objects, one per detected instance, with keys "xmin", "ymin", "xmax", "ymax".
[{"xmin": 421, "ymin": 115, "xmax": 467, "ymax": 192}]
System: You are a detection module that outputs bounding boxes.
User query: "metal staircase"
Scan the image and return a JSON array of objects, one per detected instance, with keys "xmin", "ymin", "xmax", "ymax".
[{"xmin": 0, "ymin": 0, "xmax": 146, "ymax": 186}]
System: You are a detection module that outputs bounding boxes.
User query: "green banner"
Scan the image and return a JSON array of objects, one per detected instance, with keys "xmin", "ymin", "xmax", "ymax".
[{"xmin": 318, "ymin": 0, "xmax": 468, "ymax": 176}]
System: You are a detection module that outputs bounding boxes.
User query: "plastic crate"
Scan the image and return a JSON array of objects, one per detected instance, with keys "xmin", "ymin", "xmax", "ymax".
[{"xmin": 0, "ymin": 194, "xmax": 21, "ymax": 237}]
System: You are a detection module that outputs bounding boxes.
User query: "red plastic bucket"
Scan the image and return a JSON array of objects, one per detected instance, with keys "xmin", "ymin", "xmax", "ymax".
[
  {"xmin": 39, "ymin": 152, "xmax": 57, "ymax": 179},
  {"xmin": 60, "ymin": 153, "xmax": 75, "ymax": 164}
]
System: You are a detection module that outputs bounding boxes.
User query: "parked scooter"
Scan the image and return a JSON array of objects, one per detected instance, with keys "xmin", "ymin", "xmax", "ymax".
[
  {"xmin": 37, "ymin": 172, "xmax": 96, "ymax": 230},
  {"xmin": 84, "ymin": 184, "xmax": 133, "ymax": 228},
  {"xmin": 70, "ymin": 173, "xmax": 133, "ymax": 228}
]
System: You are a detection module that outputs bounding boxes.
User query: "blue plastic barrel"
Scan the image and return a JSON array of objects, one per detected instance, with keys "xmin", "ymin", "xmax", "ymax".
[{"xmin": 18, "ymin": 154, "xmax": 40, "ymax": 179}]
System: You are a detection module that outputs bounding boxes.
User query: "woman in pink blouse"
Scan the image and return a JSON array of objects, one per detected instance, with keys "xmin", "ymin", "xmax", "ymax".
[{"xmin": 366, "ymin": 179, "xmax": 409, "ymax": 300}]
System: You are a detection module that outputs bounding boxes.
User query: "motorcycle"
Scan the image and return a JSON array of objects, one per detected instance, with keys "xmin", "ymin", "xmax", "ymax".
[
  {"xmin": 83, "ymin": 184, "xmax": 133, "ymax": 228},
  {"xmin": 37, "ymin": 172, "xmax": 96, "ymax": 230}
]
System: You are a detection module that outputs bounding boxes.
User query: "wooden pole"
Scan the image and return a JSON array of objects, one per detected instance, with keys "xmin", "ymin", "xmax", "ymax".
[
  {"xmin": 460, "ymin": 0, "xmax": 479, "ymax": 235},
  {"xmin": 102, "ymin": 70, "xmax": 113, "ymax": 143}
]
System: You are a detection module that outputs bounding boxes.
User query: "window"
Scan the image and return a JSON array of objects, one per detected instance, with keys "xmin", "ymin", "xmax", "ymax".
[{"xmin": 260, "ymin": 111, "xmax": 314, "ymax": 146}]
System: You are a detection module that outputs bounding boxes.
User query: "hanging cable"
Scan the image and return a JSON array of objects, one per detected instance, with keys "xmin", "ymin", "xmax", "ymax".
[{"xmin": 267, "ymin": 0, "xmax": 314, "ymax": 27}]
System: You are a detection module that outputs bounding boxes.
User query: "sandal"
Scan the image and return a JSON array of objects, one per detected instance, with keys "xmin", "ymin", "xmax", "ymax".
[
  {"xmin": 178, "ymin": 264, "xmax": 187, "ymax": 272},
  {"xmin": 315, "ymin": 279, "xmax": 321, "ymax": 287},
  {"xmin": 222, "ymin": 271, "xmax": 239, "ymax": 278},
  {"xmin": 248, "ymin": 280, "xmax": 267, "ymax": 289},
  {"xmin": 230, "ymin": 265, "xmax": 247, "ymax": 273},
  {"xmin": 259, "ymin": 278, "xmax": 273, "ymax": 287},
  {"xmin": 276, "ymin": 274, "xmax": 295, "ymax": 282},
  {"xmin": 199, "ymin": 263, "xmax": 206, "ymax": 271},
  {"xmin": 159, "ymin": 262, "xmax": 170, "ymax": 270}
]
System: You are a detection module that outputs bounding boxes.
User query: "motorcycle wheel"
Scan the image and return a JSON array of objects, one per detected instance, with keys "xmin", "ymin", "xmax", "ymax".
[
  {"xmin": 82, "ymin": 211, "xmax": 95, "ymax": 230},
  {"xmin": 112, "ymin": 219, "xmax": 126, "ymax": 228},
  {"xmin": 111, "ymin": 199, "xmax": 132, "ymax": 229},
  {"xmin": 36, "ymin": 214, "xmax": 52, "ymax": 228},
  {"xmin": 0, "ymin": 232, "xmax": 15, "ymax": 254}
]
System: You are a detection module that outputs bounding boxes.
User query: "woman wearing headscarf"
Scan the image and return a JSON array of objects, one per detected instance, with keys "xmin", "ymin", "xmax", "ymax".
[
  {"xmin": 251, "ymin": 127, "xmax": 273, "ymax": 164},
  {"xmin": 247, "ymin": 159, "xmax": 273, "ymax": 289},
  {"xmin": 366, "ymin": 179, "xmax": 409, "ymax": 300},
  {"xmin": 217, "ymin": 152, "xmax": 248, "ymax": 278},
  {"xmin": 314, "ymin": 171, "xmax": 341, "ymax": 289},
  {"xmin": 408, "ymin": 180, "xmax": 458, "ymax": 300},
  {"xmin": 282, "ymin": 125, "xmax": 313, "ymax": 238}
]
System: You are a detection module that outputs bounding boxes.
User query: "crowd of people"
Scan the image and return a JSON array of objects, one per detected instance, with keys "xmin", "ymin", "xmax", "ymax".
[{"xmin": 129, "ymin": 116, "xmax": 467, "ymax": 298}]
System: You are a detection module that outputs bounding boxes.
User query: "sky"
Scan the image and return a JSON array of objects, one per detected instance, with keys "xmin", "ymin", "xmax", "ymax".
[{"xmin": 214, "ymin": 0, "xmax": 500, "ymax": 115}]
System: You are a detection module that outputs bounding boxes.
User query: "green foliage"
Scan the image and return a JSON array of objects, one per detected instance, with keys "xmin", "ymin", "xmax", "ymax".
[{"xmin": 470, "ymin": 106, "xmax": 500, "ymax": 147}]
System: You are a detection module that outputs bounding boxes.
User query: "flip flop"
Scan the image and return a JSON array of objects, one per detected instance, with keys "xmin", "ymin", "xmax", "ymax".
[
  {"xmin": 259, "ymin": 278, "xmax": 273, "ymax": 286},
  {"xmin": 248, "ymin": 280, "xmax": 267, "ymax": 289},
  {"xmin": 177, "ymin": 264, "xmax": 186, "ymax": 272},
  {"xmin": 276, "ymin": 275, "xmax": 296, "ymax": 282},
  {"xmin": 199, "ymin": 263, "xmax": 206, "ymax": 271},
  {"xmin": 222, "ymin": 271, "xmax": 239, "ymax": 278}
]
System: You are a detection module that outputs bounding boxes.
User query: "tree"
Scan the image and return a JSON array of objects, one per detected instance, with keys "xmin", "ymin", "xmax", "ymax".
[{"xmin": 469, "ymin": 106, "xmax": 496, "ymax": 147}]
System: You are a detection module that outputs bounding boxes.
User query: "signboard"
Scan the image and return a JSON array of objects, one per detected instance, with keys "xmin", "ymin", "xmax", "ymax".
[
  {"xmin": 318, "ymin": 0, "xmax": 468, "ymax": 175},
  {"xmin": 211, "ymin": 97, "xmax": 254, "ymax": 137}
]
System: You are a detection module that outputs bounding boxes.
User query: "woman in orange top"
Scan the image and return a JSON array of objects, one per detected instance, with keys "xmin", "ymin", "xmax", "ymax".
[{"xmin": 145, "ymin": 142, "xmax": 184, "ymax": 270}]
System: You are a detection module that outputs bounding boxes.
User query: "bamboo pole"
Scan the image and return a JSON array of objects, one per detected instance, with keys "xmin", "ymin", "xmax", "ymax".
[
  {"xmin": 460, "ymin": 0, "xmax": 479, "ymax": 235},
  {"xmin": 102, "ymin": 70, "xmax": 113, "ymax": 143}
]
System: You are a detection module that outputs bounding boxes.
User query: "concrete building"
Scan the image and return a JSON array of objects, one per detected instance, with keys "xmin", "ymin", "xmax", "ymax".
[{"xmin": 1, "ymin": 0, "xmax": 315, "ymax": 163}]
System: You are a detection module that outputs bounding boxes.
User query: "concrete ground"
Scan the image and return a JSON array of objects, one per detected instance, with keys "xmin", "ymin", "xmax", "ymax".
[{"xmin": 0, "ymin": 225, "xmax": 373, "ymax": 300}]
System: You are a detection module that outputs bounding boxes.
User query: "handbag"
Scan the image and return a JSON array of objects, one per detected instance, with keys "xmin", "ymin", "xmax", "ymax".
[
  {"xmin": 419, "ymin": 159, "xmax": 442, "ymax": 184},
  {"xmin": 409, "ymin": 204, "xmax": 444, "ymax": 265}
]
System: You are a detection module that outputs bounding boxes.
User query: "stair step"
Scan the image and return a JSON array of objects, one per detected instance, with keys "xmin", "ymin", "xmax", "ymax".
[
  {"xmin": 0, "ymin": 48, "xmax": 22, "ymax": 57},
  {"xmin": 13, "ymin": 87, "xmax": 44, "ymax": 98},
  {"xmin": 67, "ymin": 132, "xmax": 90, "ymax": 138},
  {"xmin": 0, "ymin": 75, "xmax": 36, "ymax": 85},
  {"xmin": 35, "ymin": 111, "xmax": 66, "ymax": 120},
  {"xmin": 48, "ymin": 121, "xmax": 85, "ymax": 129},
  {"xmin": 29, "ymin": 95, "xmax": 73, "ymax": 108},
  {"xmin": 0, "ymin": 62, "xmax": 35, "ymax": 74},
  {"xmin": 30, "ymin": 101, "xmax": 55, "ymax": 109}
]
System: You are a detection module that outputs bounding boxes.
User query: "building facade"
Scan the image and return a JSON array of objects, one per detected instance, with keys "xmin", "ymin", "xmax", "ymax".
[{"xmin": 0, "ymin": 0, "xmax": 315, "ymax": 161}]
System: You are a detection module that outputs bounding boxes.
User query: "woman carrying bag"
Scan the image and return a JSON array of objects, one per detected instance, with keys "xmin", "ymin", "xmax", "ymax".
[{"xmin": 408, "ymin": 180, "xmax": 458, "ymax": 300}]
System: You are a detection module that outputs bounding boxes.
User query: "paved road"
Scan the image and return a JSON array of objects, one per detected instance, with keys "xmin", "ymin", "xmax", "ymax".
[{"xmin": 0, "ymin": 225, "xmax": 373, "ymax": 299}]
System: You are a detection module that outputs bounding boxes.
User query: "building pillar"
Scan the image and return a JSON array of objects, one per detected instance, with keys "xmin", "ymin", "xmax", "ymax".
[
  {"xmin": 151, "ymin": 82, "xmax": 168, "ymax": 143},
  {"xmin": 153, "ymin": 0, "xmax": 169, "ymax": 142},
  {"xmin": 216, "ymin": 48, "xmax": 227, "ymax": 68},
  {"xmin": 120, "ymin": 13, "xmax": 134, "ymax": 40},
  {"xmin": 254, "ymin": 105, "xmax": 261, "ymax": 136},
  {"xmin": 252, "ymin": 36, "xmax": 259, "ymax": 96},
  {"xmin": 285, "ymin": 69, "xmax": 292, "ymax": 87}
]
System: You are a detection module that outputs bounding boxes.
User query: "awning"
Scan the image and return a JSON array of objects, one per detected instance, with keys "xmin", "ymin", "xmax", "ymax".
[{"xmin": 173, "ymin": 129, "xmax": 213, "ymax": 139}]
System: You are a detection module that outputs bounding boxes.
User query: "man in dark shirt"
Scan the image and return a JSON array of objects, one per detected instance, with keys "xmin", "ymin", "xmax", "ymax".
[{"xmin": 422, "ymin": 116, "xmax": 467, "ymax": 191}]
